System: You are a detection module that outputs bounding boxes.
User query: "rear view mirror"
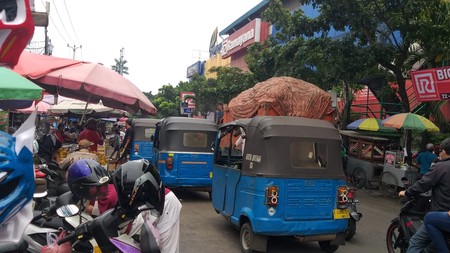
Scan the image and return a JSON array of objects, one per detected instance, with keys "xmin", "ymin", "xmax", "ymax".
[{"xmin": 56, "ymin": 204, "xmax": 79, "ymax": 217}]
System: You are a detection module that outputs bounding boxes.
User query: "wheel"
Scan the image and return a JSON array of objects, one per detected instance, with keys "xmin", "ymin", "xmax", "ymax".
[
  {"xmin": 318, "ymin": 240, "xmax": 339, "ymax": 253},
  {"xmin": 240, "ymin": 222, "xmax": 256, "ymax": 253},
  {"xmin": 386, "ymin": 221, "xmax": 407, "ymax": 253},
  {"xmin": 380, "ymin": 172, "xmax": 398, "ymax": 196},
  {"xmin": 351, "ymin": 167, "xmax": 366, "ymax": 189},
  {"xmin": 345, "ymin": 218, "xmax": 357, "ymax": 241}
]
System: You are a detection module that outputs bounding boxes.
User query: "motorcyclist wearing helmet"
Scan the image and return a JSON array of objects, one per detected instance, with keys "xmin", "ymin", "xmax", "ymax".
[
  {"xmin": 399, "ymin": 138, "xmax": 450, "ymax": 252},
  {"xmin": 67, "ymin": 159, "xmax": 117, "ymax": 215},
  {"xmin": 113, "ymin": 159, "xmax": 181, "ymax": 252},
  {"xmin": 415, "ymin": 143, "xmax": 437, "ymax": 178}
]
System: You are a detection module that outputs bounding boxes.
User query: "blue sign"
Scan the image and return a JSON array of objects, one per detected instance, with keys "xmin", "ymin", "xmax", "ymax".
[{"xmin": 182, "ymin": 108, "xmax": 193, "ymax": 114}]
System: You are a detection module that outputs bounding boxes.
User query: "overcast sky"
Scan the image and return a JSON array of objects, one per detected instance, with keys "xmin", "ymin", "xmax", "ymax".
[{"xmin": 30, "ymin": 0, "xmax": 262, "ymax": 94}]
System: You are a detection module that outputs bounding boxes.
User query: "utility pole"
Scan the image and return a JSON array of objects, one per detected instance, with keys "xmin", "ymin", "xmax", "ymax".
[
  {"xmin": 119, "ymin": 47, "xmax": 124, "ymax": 75},
  {"xmin": 67, "ymin": 44, "xmax": 82, "ymax": 59}
]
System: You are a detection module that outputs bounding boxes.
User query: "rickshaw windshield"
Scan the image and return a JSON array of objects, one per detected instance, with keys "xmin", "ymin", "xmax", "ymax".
[
  {"xmin": 134, "ymin": 127, "xmax": 155, "ymax": 141},
  {"xmin": 290, "ymin": 141, "xmax": 328, "ymax": 168},
  {"xmin": 183, "ymin": 132, "xmax": 208, "ymax": 148}
]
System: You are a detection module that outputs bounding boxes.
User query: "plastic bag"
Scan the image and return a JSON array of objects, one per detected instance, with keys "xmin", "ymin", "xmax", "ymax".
[{"xmin": 41, "ymin": 230, "xmax": 71, "ymax": 253}]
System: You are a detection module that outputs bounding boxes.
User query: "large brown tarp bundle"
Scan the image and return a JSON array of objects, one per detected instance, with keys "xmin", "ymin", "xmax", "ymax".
[{"xmin": 228, "ymin": 76, "xmax": 333, "ymax": 120}]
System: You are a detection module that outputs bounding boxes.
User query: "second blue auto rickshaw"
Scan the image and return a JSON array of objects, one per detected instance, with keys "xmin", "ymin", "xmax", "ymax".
[
  {"xmin": 212, "ymin": 116, "xmax": 351, "ymax": 253},
  {"xmin": 129, "ymin": 118, "xmax": 159, "ymax": 162},
  {"xmin": 153, "ymin": 117, "xmax": 218, "ymax": 194}
]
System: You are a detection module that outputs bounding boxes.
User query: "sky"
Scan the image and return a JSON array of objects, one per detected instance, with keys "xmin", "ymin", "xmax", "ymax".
[{"xmin": 30, "ymin": 0, "xmax": 263, "ymax": 94}]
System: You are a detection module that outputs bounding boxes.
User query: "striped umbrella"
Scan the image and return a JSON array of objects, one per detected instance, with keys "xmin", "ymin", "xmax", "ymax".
[
  {"xmin": 347, "ymin": 118, "xmax": 395, "ymax": 132},
  {"xmin": 382, "ymin": 113, "xmax": 440, "ymax": 132}
]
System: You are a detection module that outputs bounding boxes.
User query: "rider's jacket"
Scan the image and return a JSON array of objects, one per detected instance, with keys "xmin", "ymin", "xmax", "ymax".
[{"xmin": 406, "ymin": 158, "xmax": 450, "ymax": 211}]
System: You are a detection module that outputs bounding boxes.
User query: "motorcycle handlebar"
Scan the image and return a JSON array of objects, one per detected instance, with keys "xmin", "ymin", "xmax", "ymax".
[{"xmin": 57, "ymin": 231, "xmax": 78, "ymax": 245}]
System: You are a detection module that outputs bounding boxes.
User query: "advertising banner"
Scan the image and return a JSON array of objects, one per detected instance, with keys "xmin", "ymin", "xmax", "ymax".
[{"xmin": 411, "ymin": 66, "xmax": 450, "ymax": 102}]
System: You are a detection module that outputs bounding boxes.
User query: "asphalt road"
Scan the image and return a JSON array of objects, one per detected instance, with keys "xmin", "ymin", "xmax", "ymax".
[{"xmin": 175, "ymin": 187, "xmax": 402, "ymax": 253}]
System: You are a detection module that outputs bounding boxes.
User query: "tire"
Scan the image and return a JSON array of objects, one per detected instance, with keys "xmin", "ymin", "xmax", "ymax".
[
  {"xmin": 345, "ymin": 218, "xmax": 357, "ymax": 241},
  {"xmin": 318, "ymin": 240, "xmax": 339, "ymax": 253},
  {"xmin": 240, "ymin": 222, "xmax": 255, "ymax": 253},
  {"xmin": 380, "ymin": 172, "xmax": 398, "ymax": 196},
  {"xmin": 351, "ymin": 167, "xmax": 366, "ymax": 189},
  {"xmin": 386, "ymin": 221, "xmax": 407, "ymax": 253}
]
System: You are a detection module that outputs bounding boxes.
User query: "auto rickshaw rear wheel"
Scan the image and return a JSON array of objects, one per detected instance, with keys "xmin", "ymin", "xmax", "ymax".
[
  {"xmin": 318, "ymin": 240, "xmax": 339, "ymax": 253},
  {"xmin": 240, "ymin": 222, "xmax": 256, "ymax": 253}
]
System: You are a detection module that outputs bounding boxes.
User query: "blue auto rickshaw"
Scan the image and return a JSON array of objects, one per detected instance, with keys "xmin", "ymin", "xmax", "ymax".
[
  {"xmin": 212, "ymin": 116, "xmax": 350, "ymax": 253},
  {"xmin": 153, "ymin": 117, "xmax": 218, "ymax": 194},
  {"xmin": 129, "ymin": 118, "xmax": 159, "ymax": 161}
]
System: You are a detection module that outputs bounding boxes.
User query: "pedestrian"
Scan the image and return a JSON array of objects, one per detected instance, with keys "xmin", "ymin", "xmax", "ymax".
[
  {"xmin": 398, "ymin": 138, "xmax": 450, "ymax": 252},
  {"xmin": 415, "ymin": 143, "xmax": 437, "ymax": 178},
  {"xmin": 37, "ymin": 125, "xmax": 62, "ymax": 163},
  {"xmin": 109, "ymin": 128, "xmax": 121, "ymax": 160},
  {"xmin": 118, "ymin": 119, "xmax": 134, "ymax": 163},
  {"xmin": 77, "ymin": 118, "xmax": 104, "ymax": 152}
]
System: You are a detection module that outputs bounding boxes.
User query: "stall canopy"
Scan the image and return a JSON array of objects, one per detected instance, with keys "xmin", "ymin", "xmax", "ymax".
[
  {"xmin": 0, "ymin": 67, "xmax": 43, "ymax": 110},
  {"xmin": 13, "ymin": 51, "xmax": 82, "ymax": 79},
  {"xmin": 48, "ymin": 99, "xmax": 129, "ymax": 117},
  {"xmin": 35, "ymin": 62, "xmax": 157, "ymax": 115}
]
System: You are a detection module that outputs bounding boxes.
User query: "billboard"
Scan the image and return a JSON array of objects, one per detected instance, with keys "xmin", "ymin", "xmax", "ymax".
[
  {"xmin": 180, "ymin": 92, "xmax": 195, "ymax": 115},
  {"xmin": 411, "ymin": 67, "xmax": 450, "ymax": 102}
]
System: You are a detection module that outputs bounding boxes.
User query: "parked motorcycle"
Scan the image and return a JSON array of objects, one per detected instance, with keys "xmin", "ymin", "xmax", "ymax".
[{"xmin": 345, "ymin": 187, "xmax": 362, "ymax": 241}]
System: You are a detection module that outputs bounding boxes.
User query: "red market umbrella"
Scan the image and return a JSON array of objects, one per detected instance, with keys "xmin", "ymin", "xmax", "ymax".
[
  {"xmin": 35, "ymin": 62, "xmax": 157, "ymax": 115},
  {"xmin": 13, "ymin": 51, "xmax": 82, "ymax": 79}
]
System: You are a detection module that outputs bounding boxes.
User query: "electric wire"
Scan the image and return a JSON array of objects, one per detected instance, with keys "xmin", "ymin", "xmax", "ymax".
[
  {"xmin": 62, "ymin": 0, "xmax": 81, "ymax": 45},
  {"xmin": 50, "ymin": 0, "xmax": 74, "ymax": 44},
  {"xmin": 40, "ymin": 0, "xmax": 69, "ymax": 44}
]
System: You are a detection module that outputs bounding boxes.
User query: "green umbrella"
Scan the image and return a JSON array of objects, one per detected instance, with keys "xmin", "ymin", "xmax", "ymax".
[{"xmin": 0, "ymin": 67, "xmax": 43, "ymax": 100}]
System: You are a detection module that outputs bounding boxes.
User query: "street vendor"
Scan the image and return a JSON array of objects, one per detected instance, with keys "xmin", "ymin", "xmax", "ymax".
[
  {"xmin": 59, "ymin": 139, "xmax": 99, "ymax": 170},
  {"xmin": 77, "ymin": 118, "xmax": 104, "ymax": 152}
]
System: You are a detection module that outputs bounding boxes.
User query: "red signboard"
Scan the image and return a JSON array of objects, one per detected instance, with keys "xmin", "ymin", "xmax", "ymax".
[
  {"xmin": 221, "ymin": 18, "xmax": 269, "ymax": 58},
  {"xmin": 411, "ymin": 67, "xmax": 450, "ymax": 102}
]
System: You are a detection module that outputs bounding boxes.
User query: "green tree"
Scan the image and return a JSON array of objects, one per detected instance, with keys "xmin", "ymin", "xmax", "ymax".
[
  {"xmin": 246, "ymin": 0, "xmax": 450, "ymax": 157},
  {"xmin": 151, "ymin": 84, "xmax": 181, "ymax": 118}
]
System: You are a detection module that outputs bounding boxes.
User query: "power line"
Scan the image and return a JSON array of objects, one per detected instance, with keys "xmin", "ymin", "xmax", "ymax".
[
  {"xmin": 51, "ymin": 0, "xmax": 74, "ymax": 44},
  {"xmin": 40, "ymin": 0, "xmax": 68, "ymax": 44},
  {"xmin": 62, "ymin": 0, "xmax": 81, "ymax": 44}
]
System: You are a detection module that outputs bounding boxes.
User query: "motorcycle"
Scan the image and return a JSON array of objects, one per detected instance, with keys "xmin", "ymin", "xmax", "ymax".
[
  {"xmin": 385, "ymin": 178, "xmax": 450, "ymax": 253},
  {"xmin": 24, "ymin": 192, "xmax": 95, "ymax": 253},
  {"xmin": 55, "ymin": 204, "xmax": 160, "ymax": 253},
  {"xmin": 345, "ymin": 187, "xmax": 362, "ymax": 241}
]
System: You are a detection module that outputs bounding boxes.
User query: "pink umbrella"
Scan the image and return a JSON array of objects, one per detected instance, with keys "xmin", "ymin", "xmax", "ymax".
[
  {"xmin": 13, "ymin": 51, "xmax": 82, "ymax": 79},
  {"xmin": 35, "ymin": 62, "xmax": 157, "ymax": 115}
]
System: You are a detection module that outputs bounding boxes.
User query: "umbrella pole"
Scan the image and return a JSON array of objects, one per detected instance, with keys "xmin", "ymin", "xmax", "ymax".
[{"xmin": 80, "ymin": 94, "xmax": 91, "ymax": 124}]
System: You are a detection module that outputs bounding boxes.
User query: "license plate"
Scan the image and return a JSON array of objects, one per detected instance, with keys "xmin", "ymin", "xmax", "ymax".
[{"xmin": 333, "ymin": 209, "xmax": 350, "ymax": 219}]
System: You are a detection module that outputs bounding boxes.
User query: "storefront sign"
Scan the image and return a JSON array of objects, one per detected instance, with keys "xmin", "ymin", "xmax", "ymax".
[
  {"xmin": 186, "ymin": 61, "xmax": 203, "ymax": 78},
  {"xmin": 411, "ymin": 67, "xmax": 450, "ymax": 101},
  {"xmin": 221, "ymin": 18, "xmax": 265, "ymax": 58},
  {"xmin": 209, "ymin": 42, "xmax": 222, "ymax": 57}
]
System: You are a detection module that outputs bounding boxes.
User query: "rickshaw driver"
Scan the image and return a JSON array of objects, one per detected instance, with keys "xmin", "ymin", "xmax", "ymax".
[{"xmin": 232, "ymin": 127, "xmax": 246, "ymax": 153}]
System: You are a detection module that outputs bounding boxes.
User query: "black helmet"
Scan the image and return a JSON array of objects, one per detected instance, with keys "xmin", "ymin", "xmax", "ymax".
[
  {"xmin": 113, "ymin": 159, "xmax": 165, "ymax": 214},
  {"xmin": 67, "ymin": 159, "xmax": 110, "ymax": 200}
]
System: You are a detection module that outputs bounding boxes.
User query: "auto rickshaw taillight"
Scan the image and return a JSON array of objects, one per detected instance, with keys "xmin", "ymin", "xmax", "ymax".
[
  {"xmin": 347, "ymin": 187, "xmax": 356, "ymax": 199},
  {"xmin": 265, "ymin": 186, "xmax": 279, "ymax": 206},
  {"xmin": 166, "ymin": 157, "xmax": 174, "ymax": 170},
  {"xmin": 337, "ymin": 186, "xmax": 349, "ymax": 208}
]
